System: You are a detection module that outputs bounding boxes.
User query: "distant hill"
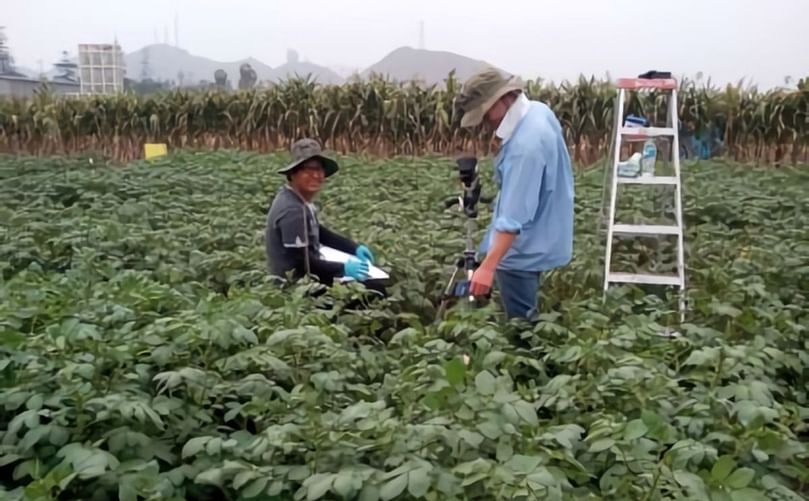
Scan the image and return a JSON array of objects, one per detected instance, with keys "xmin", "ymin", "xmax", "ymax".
[
  {"xmin": 269, "ymin": 50, "xmax": 343, "ymax": 85},
  {"xmin": 123, "ymin": 45, "xmax": 342, "ymax": 86},
  {"xmin": 21, "ymin": 43, "xmax": 506, "ymax": 89},
  {"xmin": 125, "ymin": 44, "xmax": 274, "ymax": 86},
  {"xmin": 361, "ymin": 46, "xmax": 502, "ymax": 85}
]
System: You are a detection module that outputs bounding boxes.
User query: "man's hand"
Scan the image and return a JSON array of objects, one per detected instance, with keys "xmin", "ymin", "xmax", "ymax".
[
  {"xmin": 355, "ymin": 244, "xmax": 375, "ymax": 264},
  {"xmin": 469, "ymin": 265, "xmax": 495, "ymax": 296},
  {"xmin": 344, "ymin": 257, "xmax": 370, "ymax": 280}
]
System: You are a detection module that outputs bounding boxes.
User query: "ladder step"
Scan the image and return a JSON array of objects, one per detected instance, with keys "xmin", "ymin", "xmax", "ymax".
[
  {"xmin": 619, "ymin": 126, "xmax": 676, "ymax": 138},
  {"xmin": 608, "ymin": 272, "xmax": 681, "ymax": 286},
  {"xmin": 617, "ymin": 78, "xmax": 677, "ymax": 90},
  {"xmin": 617, "ymin": 175, "xmax": 678, "ymax": 185},
  {"xmin": 612, "ymin": 224, "xmax": 680, "ymax": 236}
]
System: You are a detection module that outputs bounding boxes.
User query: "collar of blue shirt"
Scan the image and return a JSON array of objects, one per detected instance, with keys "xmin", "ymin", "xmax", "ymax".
[{"xmin": 495, "ymin": 92, "xmax": 530, "ymax": 143}]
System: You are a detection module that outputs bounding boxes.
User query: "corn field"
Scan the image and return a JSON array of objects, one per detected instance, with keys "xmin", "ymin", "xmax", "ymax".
[{"xmin": 0, "ymin": 72, "xmax": 806, "ymax": 164}]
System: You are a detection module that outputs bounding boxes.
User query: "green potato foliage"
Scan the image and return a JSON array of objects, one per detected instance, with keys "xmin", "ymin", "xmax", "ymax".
[{"xmin": 0, "ymin": 151, "xmax": 807, "ymax": 500}]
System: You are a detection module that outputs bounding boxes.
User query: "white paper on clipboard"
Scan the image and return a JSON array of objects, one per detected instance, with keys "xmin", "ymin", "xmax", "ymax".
[{"xmin": 319, "ymin": 245, "xmax": 390, "ymax": 281}]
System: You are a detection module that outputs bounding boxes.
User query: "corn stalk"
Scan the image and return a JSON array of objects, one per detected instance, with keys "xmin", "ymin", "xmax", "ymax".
[{"xmin": 0, "ymin": 74, "xmax": 806, "ymax": 165}]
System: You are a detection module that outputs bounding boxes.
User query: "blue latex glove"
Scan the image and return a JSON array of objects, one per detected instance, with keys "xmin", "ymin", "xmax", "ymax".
[
  {"xmin": 344, "ymin": 257, "xmax": 369, "ymax": 281},
  {"xmin": 355, "ymin": 244, "xmax": 374, "ymax": 264}
]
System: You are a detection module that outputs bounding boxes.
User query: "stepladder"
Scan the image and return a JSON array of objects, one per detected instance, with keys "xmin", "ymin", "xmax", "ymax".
[{"xmin": 601, "ymin": 75, "xmax": 687, "ymax": 322}]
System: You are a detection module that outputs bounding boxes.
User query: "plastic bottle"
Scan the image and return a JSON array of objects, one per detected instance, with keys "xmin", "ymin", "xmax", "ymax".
[{"xmin": 641, "ymin": 139, "xmax": 657, "ymax": 177}]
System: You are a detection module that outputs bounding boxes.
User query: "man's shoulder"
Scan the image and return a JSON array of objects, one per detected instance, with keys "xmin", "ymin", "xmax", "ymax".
[
  {"xmin": 268, "ymin": 187, "xmax": 302, "ymax": 218},
  {"xmin": 271, "ymin": 187, "xmax": 303, "ymax": 207},
  {"xmin": 523, "ymin": 100, "xmax": 559, "ymax": 126},
  {"xmin": 512, "ymin": 101, "xmax": 563, "ymax": 144}
]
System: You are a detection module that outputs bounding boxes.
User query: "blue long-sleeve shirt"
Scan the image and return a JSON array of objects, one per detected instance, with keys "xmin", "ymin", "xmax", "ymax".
[{"xmin": 479, "ymin": 96, "xmax": 575, "ymax": 272}]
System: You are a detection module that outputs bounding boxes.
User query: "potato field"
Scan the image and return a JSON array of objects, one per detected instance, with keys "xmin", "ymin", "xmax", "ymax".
[{"xmin": 1, "ymin": 150, "xmax": 808, "ymax": 500}]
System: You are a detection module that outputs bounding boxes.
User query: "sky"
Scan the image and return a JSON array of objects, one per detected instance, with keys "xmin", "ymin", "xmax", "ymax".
[{"xmin": 4, "ymin": 0, "xmax": 809, "ymax": 88}]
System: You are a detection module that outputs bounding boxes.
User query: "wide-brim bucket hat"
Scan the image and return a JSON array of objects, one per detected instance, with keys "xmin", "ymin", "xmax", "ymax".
[
  {"xmin": 277, "ymin": 138, "xmax": 339, "ymax": 178},
  {"xmin": 458, "ymin": 66, "xmax": 525, "ymax": 128}
]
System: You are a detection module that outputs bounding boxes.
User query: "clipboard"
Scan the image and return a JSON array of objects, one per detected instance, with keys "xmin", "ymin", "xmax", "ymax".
[{"xmin": 319, "ymin": 245, "xmax": 390, "ymax": 281}]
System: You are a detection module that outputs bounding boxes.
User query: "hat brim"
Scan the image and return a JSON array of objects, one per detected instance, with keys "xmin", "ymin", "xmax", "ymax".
[
  {"xmin": 278, "ymin": 154, "xmax": 339, "ymax": 178},
  {"xmin": 460, "ymin": 77, "xmax": 525, "ymax": 128}
]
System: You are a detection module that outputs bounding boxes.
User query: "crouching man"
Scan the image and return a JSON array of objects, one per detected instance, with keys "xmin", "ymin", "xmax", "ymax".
[{"xmin": 264, "ymin": 138, "xmax": 383, "ymax": 294}]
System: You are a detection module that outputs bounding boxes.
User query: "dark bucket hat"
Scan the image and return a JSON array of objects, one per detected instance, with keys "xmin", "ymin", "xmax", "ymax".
[{"xmin": 278, "ymin": 138, "xmax": 339, "ymax": 178}]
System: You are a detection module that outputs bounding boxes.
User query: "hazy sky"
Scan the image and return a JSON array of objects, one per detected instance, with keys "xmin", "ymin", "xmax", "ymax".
[{"xmin": 5, "ymin": 0, "xmax": 808, "ymax": 88}]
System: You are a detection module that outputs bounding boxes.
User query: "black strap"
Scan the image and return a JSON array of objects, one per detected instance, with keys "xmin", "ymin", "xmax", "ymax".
[
  {"xmin": 638, "ymin": 70, "xmax": 672, "ymax": 79},
  {"xmin": 284, "ymin": 185, "xmax": 313, "ymax": 278}
]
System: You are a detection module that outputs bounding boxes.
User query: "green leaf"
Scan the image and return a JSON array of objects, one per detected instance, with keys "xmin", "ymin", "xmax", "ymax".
[
  {"xmin": 475, "ymin": 371, "xmax": 496, "ymax": 396},
  {"xmin": 268, "ymin": 479, "xmax": 286, "ymax": 496},
  {"xmin": 380, "ymin": 473, "xmax": 408, "ymax": 501},
  {"xmin": 711, "ymin": 455, "xmax": 737, "ymax": 482},
  {"xmin": 588, "ymin": 438, "xmax": 614, "ymax": 453},
  {"xmin": 359, "ymin": 484, "xmax": 380, "ymax": 501},
  {"xmin": 513, "ymin": 400, "xmax": 538, "ymax": 426},
  {"xmin": 461, "ymin": 471, "xmax": 489, "ymax": 487},
  {"xmin": 49, "ymin": 426, "xmax": 70, "ymax": 446},
  {"xmin": 333, "ymin": 471, "xmax": 354, "ymax": 497},
  {"xmin": 477, "ymin": 421, "xmax": 501, "ymax": 440},
  {"xmin": 730, "ymin": 487, "xmax": 769, "ymax": 501},
  {"xmin": 407, "ymin": 468, "xmax": 431, "ymax": 497},
  {"xmin": 58, "ymin": 472, "xmax": 79, "ymax": 491},
  {"xmin": 482, "ymin": 350, "xmax": 506, "ymax": 367},
  {"xmin": 504, "ymin": 455, "xmax": 543, "ymax": 475},
  {"xmin": 195, "ymin": 468, "xmax": 224, "ymax": 486},
  {"xmin": 306, "ymin": 473, "xmax": 334, "ymax": 501},
  {"xmin": 242, "ymin": 477, "xmax": 269, "ymax": 498},
  {"xmin": 711, "ymin": 488, "xmax": 733, "ymax": 501},
  {"xmin": 459, "ymin": 430, "xmax": 484, "ymax": 448},
  {"xmin": 444, "ymin": 357, "xmax": 466, "ymax": 386},
  {"xmin": 289, "ymin": 465, "xmax": 311, "ymax": 481},
  {"xmin": 684, "ymin": 347, "xmax": 719, "ymax": 366},
  {"xmin": 725, "ymin": 467, "xmax": 755, "ymax": 489},
  {"xmin": 674, "ymin": 471, "xmax": 708, "ymax": 497},
  {"xmin": 623, "ymin": 419, "xmax": 648, "ymax": 440},
  {"xmin": 119, "ymin": 479, "xmax": 138, "ymax": 501},
  {"xmin": 733, "ymin": 401, "xmax": 778, "ymax": 429},
  {"xmin": 711, "ymin": 302, "xmax": 742, "ymax": 317},
  {"xmin": 26, "ymin": 394, "xmax": 44, "ymax": 410},
  {"xmin": 0, "ymin": 454, "xmax": 22, "ymax": 467},
  {"xmin": 496, "ymin": 440, "xmax": 514, "ymax": 462},
  {"xmin": 233, "ymin": 470, "xmax": 258, "ymax": 490},
  {"xmin": 526, "ymin": 468, "xmax": 556, "ymax": 487},
  {"xmin": 19, "ymin": 426, "xmax": 50, "ymax": 451},
  {"xmin": 182, "ymin": 437, "xmax": 209, "ymax": 458},
  {"xmin": 13, "ymin": 458, "xmax": 42, "ymax": 481}
]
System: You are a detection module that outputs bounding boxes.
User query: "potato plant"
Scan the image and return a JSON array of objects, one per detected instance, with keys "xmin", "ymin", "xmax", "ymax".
[{"xmin": 0, "ymin": 151, "xmax": 807, "ymax": 500}]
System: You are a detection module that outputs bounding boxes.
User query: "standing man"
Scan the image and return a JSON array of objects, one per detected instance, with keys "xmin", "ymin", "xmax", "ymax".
[
  {"xmin": 265, "ymin": 138, "xmax": 377, "ymax": 288},
  {"xmin": 457, "ymin": 67, "xmax": 574, "ymax": 320}
]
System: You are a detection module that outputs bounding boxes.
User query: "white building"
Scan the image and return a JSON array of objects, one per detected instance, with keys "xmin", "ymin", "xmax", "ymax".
[{"xmin": 78, "ymin": 42, "xmax": 125, "ymax": 95}]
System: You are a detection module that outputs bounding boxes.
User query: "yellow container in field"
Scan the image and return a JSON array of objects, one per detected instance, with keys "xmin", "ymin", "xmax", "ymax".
[{"xmin": 144, "ymin": 143, "xmax": 168, "ymax": 160}]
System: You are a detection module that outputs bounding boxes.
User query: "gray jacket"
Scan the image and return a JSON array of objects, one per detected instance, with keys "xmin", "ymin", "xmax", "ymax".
[{"xmin": 264, "ymin": 185, "xmax": 357, "ymax": 285}]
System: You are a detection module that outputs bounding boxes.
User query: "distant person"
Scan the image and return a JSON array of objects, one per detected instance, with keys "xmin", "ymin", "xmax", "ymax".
[
  {"xmin": 264, "ymin": 138, "xmax": 382, "ymax": 293},
  {"xmin": 456, "ymin": 66, "xmax": 574, "ymax": 321}
]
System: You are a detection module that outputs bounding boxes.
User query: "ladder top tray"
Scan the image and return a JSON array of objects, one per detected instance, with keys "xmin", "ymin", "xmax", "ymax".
[{"xmin": 617, "ymin": 78, "xmax": 677, "ymax": 90}]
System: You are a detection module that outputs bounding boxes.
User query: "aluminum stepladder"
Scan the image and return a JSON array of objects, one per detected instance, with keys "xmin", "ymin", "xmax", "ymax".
[{"xmin": 602, "ymin": 77, "xmax": 686, "ymax": 322}]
